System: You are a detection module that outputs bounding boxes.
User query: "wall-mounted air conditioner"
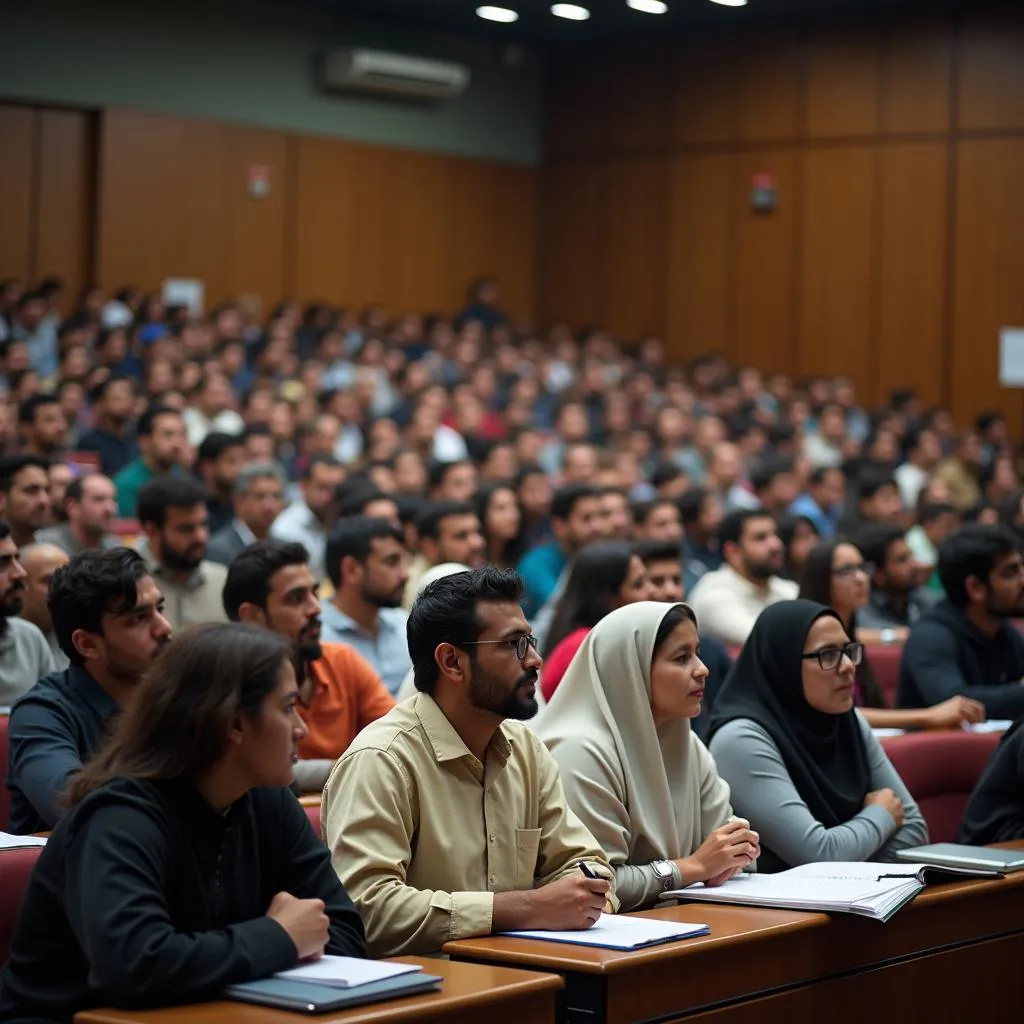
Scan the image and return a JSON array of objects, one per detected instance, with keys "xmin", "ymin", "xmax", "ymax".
[{"xmin": 320, "ymin": 48, "xmax": 471, "ymax": 101}]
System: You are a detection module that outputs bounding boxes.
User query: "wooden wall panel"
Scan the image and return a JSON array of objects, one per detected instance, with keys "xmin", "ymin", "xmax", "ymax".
[
  {"xmin": 875, "ymin": 142, "xmax": 948, "ymax": 407},
  {"xmin": 804, "ymin": 23, "xmax": 882, "ymax": 138},
  {"xmin": 670, "ymin": 35, "xmax": 737, "ymax": 148},
  {"xmin": 958, "ymin": 11, "xmax": 1024, "ymax": 131},
  {"xmin": 734, "ymin": 30, "xmax": 803, "ymax": 143},
  {"xmin": 951, "ymin": 139, "xmax": 1024, "ymax": 437},
  {"xmin": 880, "ymin": 20, "xmax": 953, "ymax": 134},
  {"xmin": 35, "ymin": 110, "xmax": 93, "ymax": 315},
  {"xmin": 732, "ymin": 149, "xmax": 798, "ymax": 373},
  {"xmin": 798, "ymin": 146, "xmax": 875, "ymax": 394},
  {"xmin": 665, "ymin": 154, "xmax": 731, "ymax": 360},
  {"xmin": 0, "ymin": 106, "xmax": 35, "ymax": 283}
]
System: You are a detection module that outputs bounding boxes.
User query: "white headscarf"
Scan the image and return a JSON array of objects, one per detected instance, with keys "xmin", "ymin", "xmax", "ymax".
[{"xmin": 536, "ymin": 601, "xmax": 731, "ymax": 870}]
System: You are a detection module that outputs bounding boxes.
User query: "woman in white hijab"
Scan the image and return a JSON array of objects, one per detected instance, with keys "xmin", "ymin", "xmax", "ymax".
[{"xmin": 536, "ymin": 602, "xmax": 759, "ymax": 911}]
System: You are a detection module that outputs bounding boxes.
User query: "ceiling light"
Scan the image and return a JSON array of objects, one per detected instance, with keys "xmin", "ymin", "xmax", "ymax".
[
  {"xmin": 476, "ymin": 5, "xmax": 519, "ymax": 22},
  {"xmin": 627, "ymin": 0, "xmax": 668, "ymax": 12},
  {"xmin": 551, "ymin": 4, "xmax": 591, "ymax": 19},
  {"xmin": 707, "ymin": 0, "xmax": 748, "ymax": 6}
]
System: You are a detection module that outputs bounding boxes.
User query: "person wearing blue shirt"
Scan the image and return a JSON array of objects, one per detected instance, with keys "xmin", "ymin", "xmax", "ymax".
[
  {"xmin": 789, "ymin": 465, "xmax": 846, "ymax": 539},
  {"xmin": 516, "ymin": 484, "xmax": 605, "ymax": 617}
]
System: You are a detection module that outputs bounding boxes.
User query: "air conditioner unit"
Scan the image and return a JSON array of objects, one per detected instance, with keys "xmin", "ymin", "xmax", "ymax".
[{"xmin": 320, "ymin": 48, "xmax": 470, "ymax": 101}]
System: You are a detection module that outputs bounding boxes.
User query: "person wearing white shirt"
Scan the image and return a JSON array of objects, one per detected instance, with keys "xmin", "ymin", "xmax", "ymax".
[
  {"xmin": 182, "ymin": 371, "xmax": 245, "ymax": 448},
  {"xmin": 687, "ymin": 508, "xmax": 799, "ymax": 648},
  {"xmin": 270, "ymin": 456, "xmax": 346, "ymax": 582},
  {"xmin": 894, "ymin": 426, "xmax": 943, "ymax": 510}
]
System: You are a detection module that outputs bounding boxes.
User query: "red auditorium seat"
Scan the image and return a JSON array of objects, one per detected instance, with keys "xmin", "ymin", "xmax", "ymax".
[
  {"xmin": 0, "ymin": 715, "xmax": 10, "ymax": 831},
  {"xmin": 865, "ymin": 644, "xmax": 902, "ymax": 707},
  {"xmin": 303, "ymin": 799, "xmax": 321, "ymax": 837},
  {"xmin": 880, "ymin": 730, "xmax": 1002, "ymax": 842},
  {"xmin": 0, "ymin": 846, "xmax": 43, "ymax": 964}
]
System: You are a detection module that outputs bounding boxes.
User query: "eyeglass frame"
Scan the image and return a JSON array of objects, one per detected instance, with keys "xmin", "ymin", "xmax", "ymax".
[
  {"xmin": 831, "ymin": 562, "xmax": 875, "ymax": 580},
  {"xmin": 457, "ymin": 634, "xmax": 540, "ymax": 662},
  {"xmin": 800, "ymin": 642, "xmax": 865, "ymax": 671}
]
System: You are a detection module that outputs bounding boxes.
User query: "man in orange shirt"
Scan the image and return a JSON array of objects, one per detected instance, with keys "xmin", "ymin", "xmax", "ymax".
[{"xmin": 222, "ymin": 539, "xmax": 395, "ymax": 792}]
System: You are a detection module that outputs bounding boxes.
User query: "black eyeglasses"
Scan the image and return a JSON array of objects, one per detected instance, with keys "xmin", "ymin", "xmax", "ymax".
[
  {"xmin": 458, "ymin": 635, "xmax": 539, "ymax": 662},
  {"xmin": 832, "ymin": 562, "xmax": 875, "ymax": 580},
  {"xmin": 801, "ymin": 642, "xmax": 865, "ymax": 671}
]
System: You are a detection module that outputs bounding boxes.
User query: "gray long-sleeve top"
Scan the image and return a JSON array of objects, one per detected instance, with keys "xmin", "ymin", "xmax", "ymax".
[{"xmin": 709, "ymin": 712, "xmax": 929, "ymax": 869}]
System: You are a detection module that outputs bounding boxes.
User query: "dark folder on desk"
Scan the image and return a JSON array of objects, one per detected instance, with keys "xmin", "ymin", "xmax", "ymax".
[{"xmin": 224, "ymin": 973, "xmax": 443, "ymax": 1013}]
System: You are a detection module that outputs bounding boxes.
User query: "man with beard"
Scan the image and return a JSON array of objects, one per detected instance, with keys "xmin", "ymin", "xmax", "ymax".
[
  {"xmin": 223, "ymin": 539, "xmax": 395, "ymax": 792},
  {"xmin": 135, "ymin": 477, "xmax": 228, "ymax": 632},
  {"xmin": 113, "ymin": 405, "xmax": 187, "ymax": 517},
  {"xmin": 0, "ymin": 519, "xmax": 55, "ymax": 705},
  {"xmin": 320, "ymin": 517, "xmax": 411, "ymax": 695},
  {"xmin": 687, "ymin": 508, "xmax": 798, "ymax": 647},
  {"xmin": 899, "ymin": 524, "xmax": 1024, "ymax": 720},
  {"xmin": 76, "ymin": 376, "xmax": 139, "ymax": 478},
  {"xmin": 36, "ymin": 473, "xmax": 121, "ymax": 554},
  {"xmin": 322, "ymin": 567, "xmax": 615, "ymax": 957},
  {"xmin": 0, "ymin": 453, "xmax": 52, "ymax": 548},
  {"xmin": 855, "ymin": 522, "xmax": 939, "ymax": 634},
  {"xmin": 5, "ymin": 547, "xmax": 172, "ymax": 833}
]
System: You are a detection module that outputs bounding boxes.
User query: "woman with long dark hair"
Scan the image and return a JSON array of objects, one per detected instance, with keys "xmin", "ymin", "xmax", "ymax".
[
  {"xmin": 475, "ymin": 481, "xmax": 524, "ymax": 569},
  {"xmin": 540, "ymin": 541, "xmax": 653, "ymax": 702},
  {"xmin": 0, "ymin": 623, "xmax": 366, "ymax": 1024},
  {"xmin": 777, "ymin": 513, "xmax": 821, "ymax": 583},
  {"xmin": 799, "ymin": 539, "xmax": 983, "ymax": 730}
]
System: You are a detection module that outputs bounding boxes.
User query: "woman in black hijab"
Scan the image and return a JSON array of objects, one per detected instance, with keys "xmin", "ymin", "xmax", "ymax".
[
  {"xmin": 960, "ymin": 717, "xmax": 1024, "ymax": 844},
  {"xmin": 707, "ymin": 600, "xmax": 928, "ymax": 872}
]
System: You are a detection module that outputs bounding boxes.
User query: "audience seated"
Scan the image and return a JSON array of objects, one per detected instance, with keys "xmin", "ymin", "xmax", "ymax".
[
  {"xmin": 799, "ymin": 539, "xmax": 983, "ymax": 731},
  {"xmin": 206, "ymin": 461, "xmax": 285, "ymax": 565},
  {"xmin": 538, "ymin": 602, "xmax": 759, "ymax": 911},
  {"xmin": 223, "ymin": 539, "xmax": 395, "ymax": 792},
  {"xmin": 777, "ymin": 513, "xmax": 821, "ymax": 582},
  {"xmin": 855, "ymin": 523, "xmax": 940, "ymax": 632},
  {"xmin": 898, "ymin": 524, "xmax": 1024, "ymax": 720},
  {"xmin": 0, "ymin": 624, "xmax": 365, "ymax": 1022},
  {"xmin": 404, "ymin": 500, "xmax": 486, "ymax": 608},
  {"xmin": 708, "ymin": 600, "xmax": 928, "ymax": 872},
  {"xmin": 475, "ymin": 482, "xmax": 524, "ymax": 571},
  {"xmin": 540, "ymin": 541, "xmax": 653, "ymax": 702},
  {"xmin": 74, "ymin": 376, "xmax": 139, "ymax": 477},
  {"xmin": 195, "ymin": 431, "xmax": 247, "ymax": 535},
  {"xmin": 113, "ymin": 405, "xmax": 188, "ymax": 517},
  {"xmin": 688, "ymin": 509, "xmax": 798, "ymax": 647},
  {"xmin": 14, "ymin": 542, "xmax": 70, "ymax": 668},
  {"xmin": 321, "ymin": 567, "xmax": 615, "ymax": 957},
  {"xmin": 135, "ymin": 477, "xmax": 228, "ymax": 632},
  {"xmin": 960, "ymin": 718, "xmax": 1024, "ymax": 844},
  {"xmin": 35, "ymin": 473, "xmax": 121, "ymax": 554},
  {"xmin": 0, "ymin": 454, "xmax": 52, "ymax": 548},
  {"xmin": 679, "ymin": 488, "xmax": 723, "ymax": 593},
  {"xmin": 906, "ymin": 501, "xmax": 960, "ymax": 592}
]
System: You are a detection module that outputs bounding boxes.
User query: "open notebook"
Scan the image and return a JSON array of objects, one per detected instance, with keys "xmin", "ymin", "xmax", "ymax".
[
  {"xmin": 666, "ymin": 860, "xmax": 1003, "ymax": 922},
  {"xmin": 0, "ymin": 832, "xmax": 47, "ymax": 850},
  {"xmin": 500, "ymin": 912, "xmax": 708, "ymax": 949},
  {"xmin": 225, "ymin": 973, "xmax": 442, "ymax": 1013}
]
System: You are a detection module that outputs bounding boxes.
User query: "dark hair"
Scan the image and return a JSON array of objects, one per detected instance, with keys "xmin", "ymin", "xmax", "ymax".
[
  {"xmin": 653, "ymin": 604, "xmax": 698, "ymax": 657},
  {"xmin": 631, "ymin": 497, "xmax": 677, "ymax": 527},
  {"xmin": 777, "ymin": 513, "xmax": 820, "ymax": 579},
  {"xmin": 718, "ymin": 508, "xmax": 773, "ymax": 550},
  {"xmin": 0, "ymin": 453, "xmax": 49, "ymax": 493},
  {"xmin": 678, "ymin": 487, "xmax": 711, "ymax": 526},
  {"xmin": 938, "ymin": 523, "xmax": 1021, "ymax": 607},
  {"xmin": 325, "ymin": 516, "xmax": 404, "ymax": 588},
  {"xmin": 544, "ymin": 541, "xmax": 637, "ymax": 656},
  {"xmin": 918, "ymin": 501, "xmax": 958, "ymax": 527},
  {"xmin": 197, "ymin": 431, "xmax": 244, "ymax": 465},
  {"xmin": 137, "ymin": 404, "xmax": 181, "ymax": 437},
  {"xmin": 301, "ymin": 454, "xmax": 343, "ymax": 480},
  {"xmin": 858, "ymin": 470, "xmax": 898, "ymax": 502},
  {"xmin": 634, "ymin": 537, "xmax": 682, "ymax": 566},
  {"xmin": 18, "ymin": 392, "xmax": 60, "ymax": 424},
  {"xmin": 855, "ymin": 522, "xmax": 906, "ymax": 572},
  {"xmin": 416, "ymin": 500, "xmax": 475, "ymax": 542},
  {"xmin": 136, "ymin": 477, "xmax": 208, "ymax": 527},
  {"xmin": 798, "ymin": 539, "xmax": 886, "ymax": 708},
  {"xmin": 963, "ymin": 501, "xmax": 998, "ymax": 524},
  {"xmin": 407, "ymin": 566, "xmax": 523, "ymax": 694},
  {"xmin": 976, "ymin": 411, "xmax": 1004, "ymax": 435},
  {"xmin": 808, "ymin": 465, "xmax": 840, "ymax": 488},
  {"xmin": 550, "ymin": 484, "xmax": 598, "ymax": 522},
  {"xmin": 0, "ymin": 519, "xmax": 10, "ymax": 541},
  {"xmin": 651, "ymin": 462, "xmax": 686, "ymax": 489},
  {"xmin": 751, "ymin": 455, "xmax": 795, "ymax": 493},
  {"xmin": 336, "ymin": 481, "xmax": 392, "ymax": 520},
  {"xmin": 223, "ymin": 539, "xmax": 310, "ymax": 619},
  {"xmin": 427, "ymin": 458, "xmax": 472, "ymax": 492},
  {"xmin": 65, "ymin": 623, "xmax": 291, "ymax": 807},
  {"xmin": 48, "ymin": 548, "xmax": 150, "ymax": 666},
  {"xmin": 475, "ymin": 481, "xmax": 524, "ymax": 567}
]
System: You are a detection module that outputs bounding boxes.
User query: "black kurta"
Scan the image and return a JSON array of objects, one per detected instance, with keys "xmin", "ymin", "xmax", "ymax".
[{"xmin": 0, "ymin": 777, "xmax": 365, "ymax": 1023}]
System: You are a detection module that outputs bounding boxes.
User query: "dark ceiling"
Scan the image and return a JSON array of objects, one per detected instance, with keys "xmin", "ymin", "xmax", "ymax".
[{"xmin": 319, "ymin": 0, "xmax": 955, "ymax": 43}]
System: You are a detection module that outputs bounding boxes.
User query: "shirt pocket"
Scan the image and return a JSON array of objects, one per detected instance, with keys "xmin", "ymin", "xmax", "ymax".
[{"xmin": 515, "ymin": 827, "xmax": 542, "ymax": 889}]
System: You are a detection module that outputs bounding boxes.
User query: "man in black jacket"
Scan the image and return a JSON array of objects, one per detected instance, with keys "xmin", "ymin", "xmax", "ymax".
[{"xmin": 898, "ymin": 524, "xmax": 1024, "ymax": 720}]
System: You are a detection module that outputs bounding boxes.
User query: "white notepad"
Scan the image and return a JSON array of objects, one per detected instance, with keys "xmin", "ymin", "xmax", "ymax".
[
  {"xmin": 963, "ymin": 720, "xmax": 1013, "ymax": 733},
  {"xmin": 0, "ymin": 832, "xmax": 47, "ymax": 850},
  {"xmin": 273, "ymin": 955, "xmax": 422, "ymax": 989},
  {"xmin": 501, "ymin": 912, "xmax": 709, "ymax": 949}
]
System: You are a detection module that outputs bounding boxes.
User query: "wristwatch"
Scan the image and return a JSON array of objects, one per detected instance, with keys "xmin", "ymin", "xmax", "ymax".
[{"xmin": 651, "ymin": 860, "xmax": 677, "ymax": 892}]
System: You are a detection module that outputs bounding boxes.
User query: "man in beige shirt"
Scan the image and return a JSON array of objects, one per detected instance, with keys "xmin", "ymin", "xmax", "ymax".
[{"xmin": 322, "ymin": 565, "xmax": 616, "ymax": 957}]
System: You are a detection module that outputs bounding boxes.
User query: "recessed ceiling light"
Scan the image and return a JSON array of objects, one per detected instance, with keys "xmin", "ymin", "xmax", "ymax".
[
  {"xmin": 627, "ymin": 0, "xmax": 668, "ymax": 12},
  {"xmin": 707, "ymin": 0, "xmax": 748, "ymax": 6},
  {"xmin": 476, "ymin": 5, "xmax": 519, "ymax": 21},
  {"xmin": 551, "ymin": 4, "xmax": 591, "ymax": 19}
]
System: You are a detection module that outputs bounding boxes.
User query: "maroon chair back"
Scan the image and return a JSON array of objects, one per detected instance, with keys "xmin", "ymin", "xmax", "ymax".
[
  {"xmin": 880, "ymin": 731, "xmax": 1002, "ymax": 842},
  {"xmin": 865, "ymin": 644, "xmax": 902, "ymax": 708},
  {"xmin": 0, "ymin": 846, "xmax": 43, "ymax": 964},
  {"xmin": 304, "ymin": 800, "xmax": 321, "ymax": 838},
  {"xmin": 0, "ymin": 715, "xmax": 10, "ymax": 831}
]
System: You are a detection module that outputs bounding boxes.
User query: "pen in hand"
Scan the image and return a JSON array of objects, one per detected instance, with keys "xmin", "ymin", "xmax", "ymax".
[{"xmin": 578, "ymin": 861, "xmax": 599, "ymax": 879}]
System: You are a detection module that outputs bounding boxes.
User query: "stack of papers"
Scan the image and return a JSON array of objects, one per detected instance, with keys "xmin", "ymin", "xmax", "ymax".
[
  {"xmin": 0, "ymin": 833, "xmax": 47, "ymax": 850},
  {"xmin": 667, "ymin": 860, "xmax": 999, "ymax": 922},
  {"xmin": 964, "ymin": 720, "xmax": 1013, "ymax": 733},
  {"xmin": 501, "ymin": 912, "xmax": 708, "ymax": 949},
  {"xmin": 273, "ymin": 956, "xmax": 421, "ymax": 989}
]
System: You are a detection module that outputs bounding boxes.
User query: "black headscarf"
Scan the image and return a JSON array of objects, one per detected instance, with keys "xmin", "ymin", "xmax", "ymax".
[{"xmin": 707, "ymin": 600, "xmax": 873, "ymax": 840}]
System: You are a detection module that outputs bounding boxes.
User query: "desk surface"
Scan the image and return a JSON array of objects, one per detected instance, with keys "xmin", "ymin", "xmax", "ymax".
[{"xmin": 74, "ymin": 957, "xmax": 563, "ymax": 1024}]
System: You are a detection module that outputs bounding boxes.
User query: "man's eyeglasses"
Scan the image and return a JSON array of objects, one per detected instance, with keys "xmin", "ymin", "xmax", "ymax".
[
  {"xmin": 801, "ymin": 643, "xmax": 865, "ymax": 671},
  {"xmin": 459, "ymin": 635, "xmax": 539, "ymax": 661},
  {"xmin": 832, "ymin": 562, "xmax": 874, "ymax": 580}
]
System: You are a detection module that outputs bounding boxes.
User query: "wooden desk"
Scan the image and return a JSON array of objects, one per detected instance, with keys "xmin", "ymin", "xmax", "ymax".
[
  {"xmin": 74, "ymin": 957, "xmax": 563, "ymax": 1024},
  {"xmin": 446, "ymin": 855, "xmax": 1024, "ymax": 1024}
]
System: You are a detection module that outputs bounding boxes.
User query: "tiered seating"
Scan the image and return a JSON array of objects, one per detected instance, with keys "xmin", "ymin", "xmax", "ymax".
[{"xmin": 866, "ymin": 644, "xmax": 903, "ymax": 707}]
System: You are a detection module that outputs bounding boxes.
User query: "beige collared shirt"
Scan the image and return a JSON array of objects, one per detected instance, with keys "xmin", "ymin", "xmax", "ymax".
[{"xmin": 322, "ymin": 692, "xmax": 616, "ymax": 957}]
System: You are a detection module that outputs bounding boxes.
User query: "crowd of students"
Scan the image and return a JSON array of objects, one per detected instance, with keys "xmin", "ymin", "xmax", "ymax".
[{"xmin": 1, "ymin": 273, "xmax": 1024, "ymax": 1020}]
